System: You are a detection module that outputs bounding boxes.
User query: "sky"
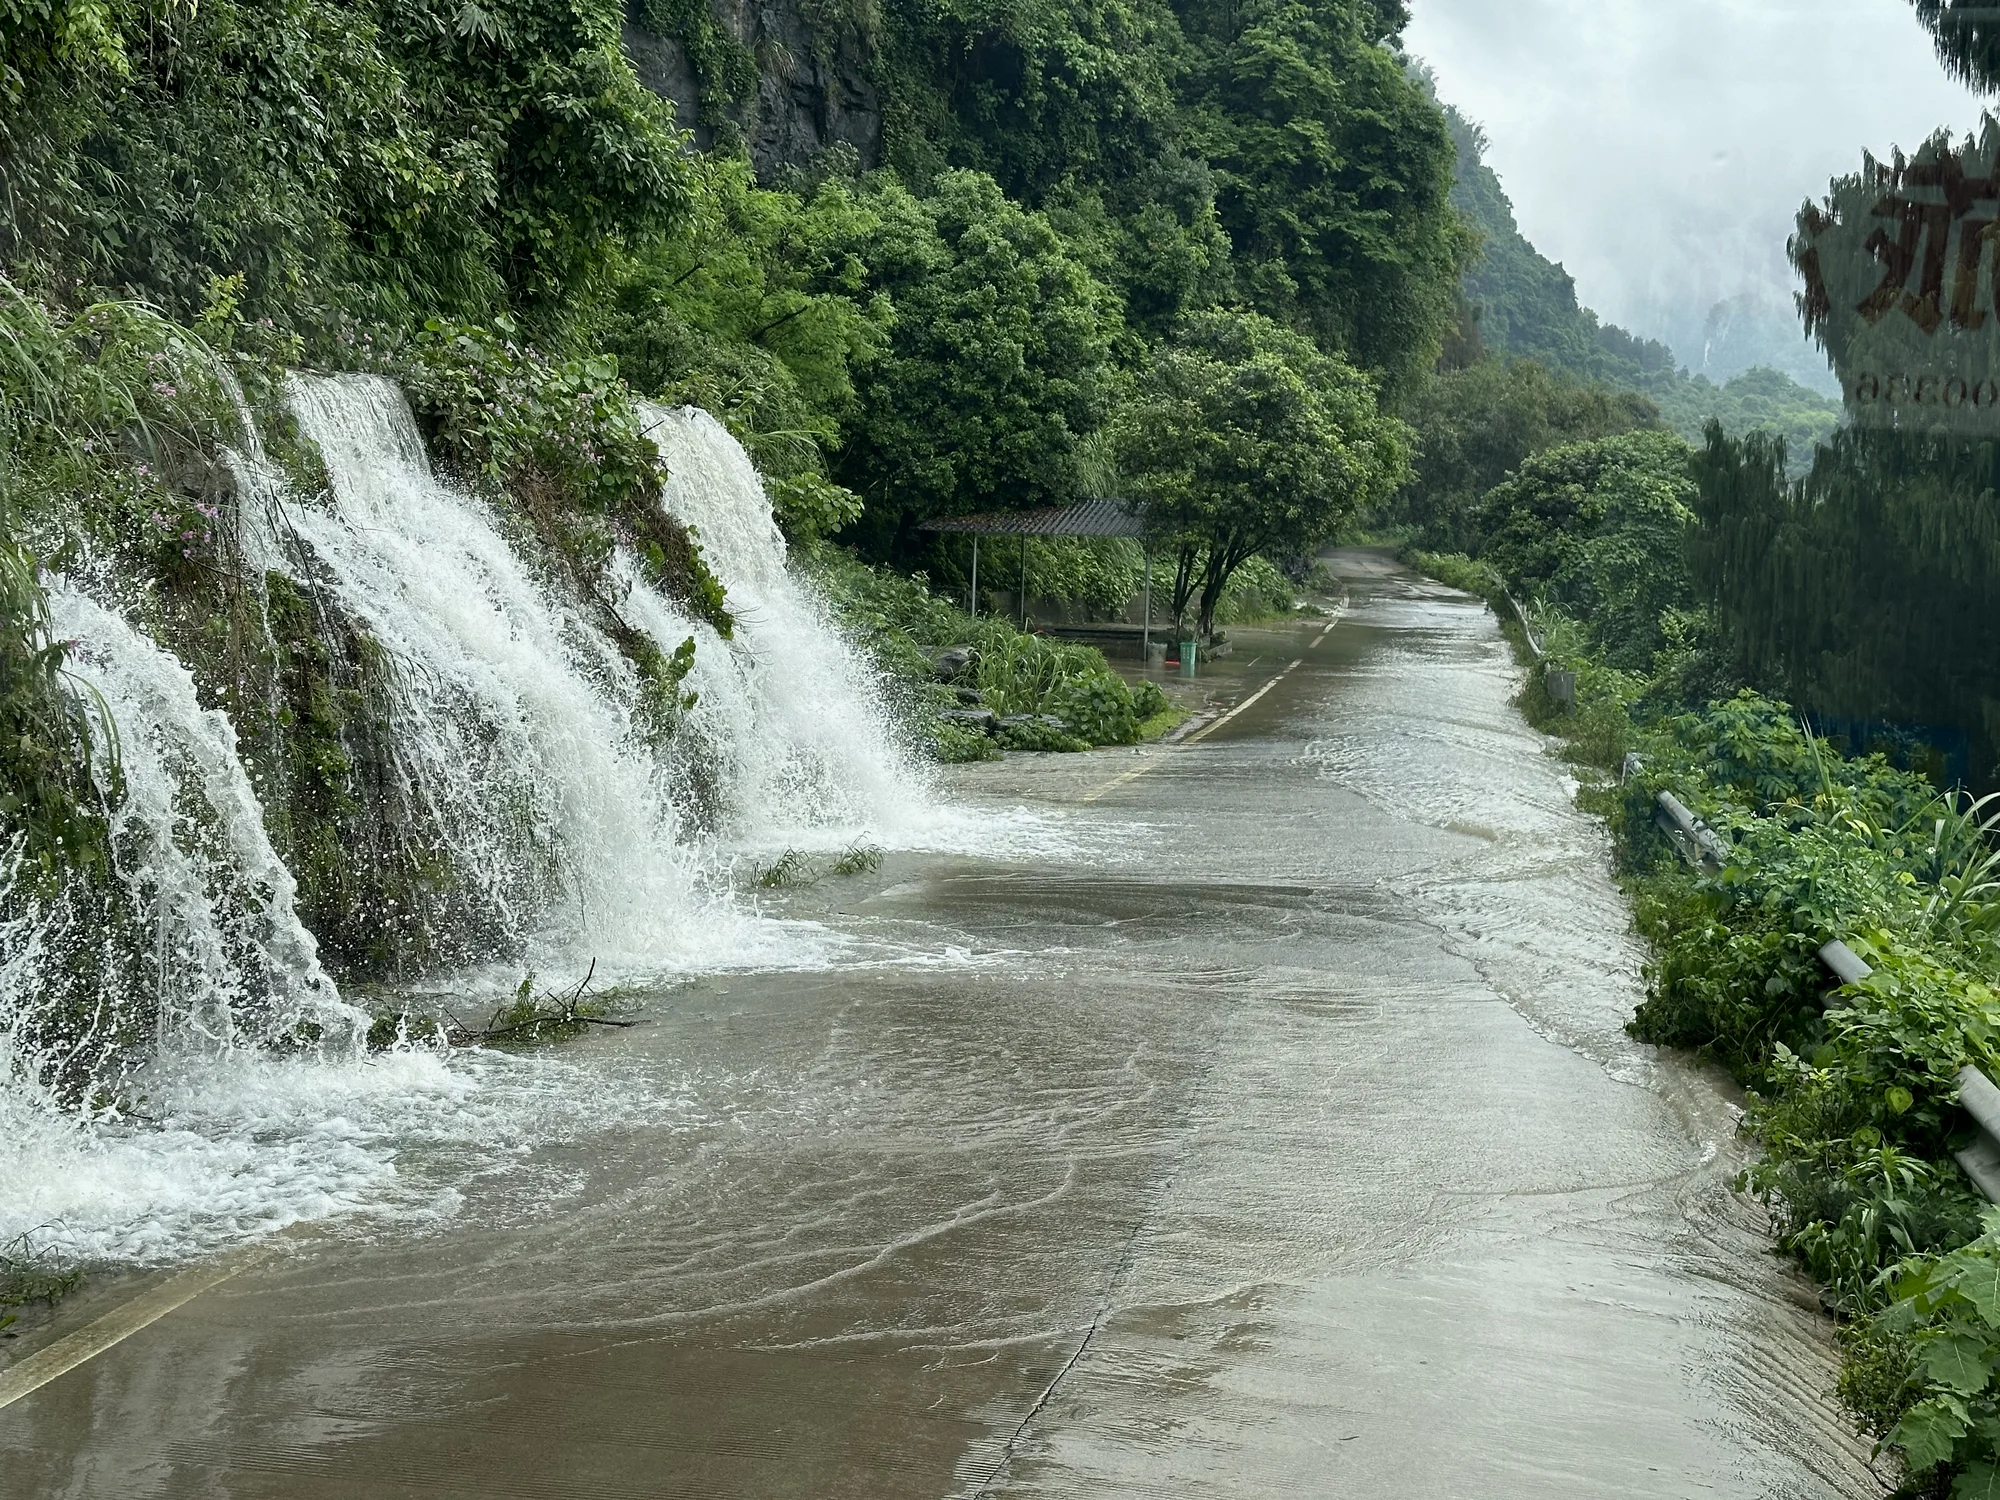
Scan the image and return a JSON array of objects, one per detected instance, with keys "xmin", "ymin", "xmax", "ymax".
[{"xmin": 1404, "ymin": 0, "xmax": 1991, "ymax": 371}]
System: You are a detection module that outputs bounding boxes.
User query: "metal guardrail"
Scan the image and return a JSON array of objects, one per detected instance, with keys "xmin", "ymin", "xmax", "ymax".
[
  {"xmin": 1810, "ymin": 937, "xmax": 2000, "ymax": 1204},
  {"xmin": 1956, "ymin": 1066, "xmax": 2000, "ymax": 1203},
  {"xmin": 1654, "ymin": 791, "xmax": 1730, "ymax": 870},
  {"xmin": 1502, "ymin": 593, "xmax": 1578, "ymax": 708},
  {"xmin": 1817, "ymin": 939, "xmax": 1872, "ymax": 987},
  {"xmin": 1505, "ymin": 592, "xmax": 1542, "ymax": 660},
  {"xmin": 1648, "ymin": 792, "xmax": 2000, "ymax": 1204}
]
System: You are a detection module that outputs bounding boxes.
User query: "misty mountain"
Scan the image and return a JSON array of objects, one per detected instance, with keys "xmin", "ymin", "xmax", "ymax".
[{"xmin": 1443, "ymin": 103, "xmax": 1841, "ymax": 464}]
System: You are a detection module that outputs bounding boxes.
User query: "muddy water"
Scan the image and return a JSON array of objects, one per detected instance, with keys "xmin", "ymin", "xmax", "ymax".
[{"xmin": 0, "ymin": 551, "xmax": 1874, "ymax": 1498}]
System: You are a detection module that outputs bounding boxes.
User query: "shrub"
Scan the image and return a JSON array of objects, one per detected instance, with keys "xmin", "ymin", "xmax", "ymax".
[{"xmin": 805, "ymin": 545, "xmax": 1156, "ymax": 754}]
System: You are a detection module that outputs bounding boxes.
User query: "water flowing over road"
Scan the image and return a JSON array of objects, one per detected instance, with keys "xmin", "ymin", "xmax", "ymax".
[{"xmin": 1, "ymin": 552, "xmax": 1877, "ymax": 1497}]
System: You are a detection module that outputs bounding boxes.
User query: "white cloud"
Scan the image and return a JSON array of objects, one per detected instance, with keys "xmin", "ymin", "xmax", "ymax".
[{"xmin": 1405, "ymin": 0, "xmax": 1989, "ymax": 359}]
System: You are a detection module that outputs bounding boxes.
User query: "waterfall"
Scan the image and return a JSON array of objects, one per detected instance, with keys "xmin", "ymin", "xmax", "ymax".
[
  {"xmin": 0, "ymin": 378, "xmax": 1014, "ymax": 1266},
  {"xmin": 279, "ymin": 374, "xmax": 790, "ymax": 978},
  {"xmin": 49, "ymin": 586, "xmax": 345, "ymax": 1048},
  {"xmin": 631, "ymin": 404, "xmax": 938, "ymax": 849}
]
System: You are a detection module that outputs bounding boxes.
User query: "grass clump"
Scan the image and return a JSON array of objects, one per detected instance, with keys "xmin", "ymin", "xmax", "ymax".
[
  {"xmin": 0, "ymin": 1231, "xmax": 85, "ymax": 1332},
  {"xmin": 1406, "ymin": 549, "xmax": 1504, "ymax": 605},
  {"xmin": 753, "ymin": 849, "xmax": 816, "ymax": 888},
  {"xmin": 830, "ymin": 842, "xmax": 884, "ymax": 876},
  {"xmin": 751, "ymin": 843, "xmax": 886, "ymax": 886}
]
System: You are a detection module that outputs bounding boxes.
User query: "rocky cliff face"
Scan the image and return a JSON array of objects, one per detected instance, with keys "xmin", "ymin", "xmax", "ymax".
[{"xmin": 622, "ymin": 0, "xmax": 881, "ymax": 177}]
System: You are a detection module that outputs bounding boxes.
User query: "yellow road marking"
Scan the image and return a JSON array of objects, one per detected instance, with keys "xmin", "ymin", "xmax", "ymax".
[
  {"xmin": 0, "ymin": 1252, "xmax": 252, "ymax": 1410},
  {"xmin": 1079, "ymin": 607, "xmax": 1342, "ymax": 803},
  {"xmin": 1079, "ymin": 761, "xmax": 1155, "ymax": 804}
]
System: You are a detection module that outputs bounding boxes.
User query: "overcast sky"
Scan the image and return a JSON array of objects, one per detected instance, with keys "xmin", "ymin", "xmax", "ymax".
[{"xmin": 1404, "ymin": 0, "xmax": 1991, "ymax": 359}]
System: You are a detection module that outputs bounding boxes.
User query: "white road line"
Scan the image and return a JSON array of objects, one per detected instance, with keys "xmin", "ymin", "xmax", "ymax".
[
  {"xmin": 1078, "ymin": 606, "xmax": 1343, "ymax": 801},
  {"xmin": 0, "ymin": 1255, "xmax": 249, "ymax": 1410},
  {"xmin": 1179, "ymin": 657, "xmax": 1304, "ymax": 744}
]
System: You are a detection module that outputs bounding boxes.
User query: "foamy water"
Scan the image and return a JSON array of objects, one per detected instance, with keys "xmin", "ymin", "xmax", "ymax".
[{"xmin": 0, "ymin": 384, "xmax": 1078, "ymax": 1272}]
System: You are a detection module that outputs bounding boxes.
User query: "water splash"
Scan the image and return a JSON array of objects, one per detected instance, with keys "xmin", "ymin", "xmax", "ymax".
[
  {"xmin": 281, "ymin": 375, "xmax": 801, "ymax": 979},
  {"xmin": 0, "ymin": 382, "xmax": 1054, "ymax": 1271},
  {"xmin": 50, "ymin": 584, "xmax": 347, "ymax": 1053},
  {"xmin": 635, "ymin": 404, "xmax": 1047, "ymax": 857}
]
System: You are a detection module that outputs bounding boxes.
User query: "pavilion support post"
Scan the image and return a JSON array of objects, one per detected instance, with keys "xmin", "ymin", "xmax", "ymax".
[
  {"xmin": 970, "ymin": 536, "xmax": 979, "ymax": 618},
  {"xmin": 1021, "ymin": 535, "xmax": 1029, "ymax": 630},
  {"xmin": 1142, "ymin": 549, "xmax": 1152, "ymax": 663}
]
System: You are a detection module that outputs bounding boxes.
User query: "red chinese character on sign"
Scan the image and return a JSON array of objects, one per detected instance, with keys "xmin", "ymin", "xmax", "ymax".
[{"xmin": 1856, "ymin": 153, "xmax": 2000, "ymax": 333}]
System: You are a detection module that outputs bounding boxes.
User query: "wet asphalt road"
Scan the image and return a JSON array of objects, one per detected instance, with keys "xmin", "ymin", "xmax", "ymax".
[{"xmin": 0, "ymin": 551, "xmax": 1876, "ymax": 1498}]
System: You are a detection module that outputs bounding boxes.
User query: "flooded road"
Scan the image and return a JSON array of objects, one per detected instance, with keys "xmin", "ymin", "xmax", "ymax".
[{"xmin": 1, "ymin": 551, "xmax": 1875, "ymax": 1497}]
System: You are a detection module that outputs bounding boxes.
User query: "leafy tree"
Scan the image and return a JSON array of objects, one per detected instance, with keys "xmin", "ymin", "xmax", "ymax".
[
  {"xmin": 831, "ymin": 170, "xmax": 1124, "ymax": 562},
  {"xmin": 1179, "ymin": 0, "xmax": 1471, "ymax": 396},
  {"xmin": 1113, "ymin": 308, "xmax": 1407, "ymax": 636},
  {"xmin": 1043, "ymin": 153, "xmax": 1238, "ymax": 338},
  {"xmin": 1477, "ymin": 430, "xmax": 1698, "ymax": 673},
  {"xmin": 0, "ymin": 0, "xmax": 695, "ymax": 338},
  {"xmin": 873, "ymin": 0, "xmax": 1468, "ymax": 390},
  {"xmin": 1394, "ymin": 358, "xmax": 1661, "ymax": 551},
  {"xmin": 876, "ymin": 0, "xmax": 1185, "ymax": 202},
  {"xmin": 1907, "ymin": 0, "xmax": 2000, "ymax": 90},
  {"xmin": 599, "ymin": 155, "xmax": 890, "ymax": 537},
  {"xmin": 1648, "ymin": 367, "xmax": 1840, "ymax": 466}
]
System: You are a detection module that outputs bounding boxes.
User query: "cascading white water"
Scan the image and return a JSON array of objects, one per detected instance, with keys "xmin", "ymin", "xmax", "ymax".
[
  {"xmin": 280, "ymin": 374, "xmax": 795, "ymax": 978},
  {"xmin": 629, "ymin": 404, "xmax": 941, "ymax": 849},
  {"xmin": 0, "ymin": 586, "xmax": 404, "ymax": 1267},
  {"xmin": 0, "ymin": 379, "xmax": 1047, "ymax": 1270},
  {"xmin": 48, "ymin": 585, "xmax": 348, "ymax": 1051}
]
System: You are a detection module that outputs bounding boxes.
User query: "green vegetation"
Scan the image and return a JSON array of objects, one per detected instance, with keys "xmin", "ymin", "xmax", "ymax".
[
  {"xmin": 753, "ymin": 848, "xmax": 817, "ymax": 888},
  {"xmin": 830, "ymin": 171, "xmax": 1123, "ymax": 562},
  {"xmin": 1114, "ymin": 308, "xmax": 1405, "ymax": 636},
  {"xmin": 809, "ymin": 546, "xmax": 1168, "ymax": 759},
  {"xmin": 1212, "ymin": 554, "xmax": 1302, "ymax": 625},
  {"xmin": 1909, "ymin": 1, "xmax": 2000, "ymax": 91},
  {"xmin": 1394, "ymin": 358, "xmax": 1663, "ymax": 553},
  {"xmin": 748, "ymin": 841, "xmax": 886, "ymax": 887},
  {"xmin": 0, "ymin": 1232, "xmax": 84, "ymax": 1331}
]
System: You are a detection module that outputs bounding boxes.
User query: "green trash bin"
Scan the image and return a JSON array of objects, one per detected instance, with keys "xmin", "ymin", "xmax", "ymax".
[{"xmin": 1177, "ymin": 639, "xmax": 1198, "ymax": 679}]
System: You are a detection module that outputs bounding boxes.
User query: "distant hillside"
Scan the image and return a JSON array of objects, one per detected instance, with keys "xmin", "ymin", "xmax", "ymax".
[
  {"xmin": 1666, "ymin": 290, "xmax": 1842, "ymax": 399},
  {"xmin": 1444, "ymin": 106, "xmax": 1840, "ymax": 464}
]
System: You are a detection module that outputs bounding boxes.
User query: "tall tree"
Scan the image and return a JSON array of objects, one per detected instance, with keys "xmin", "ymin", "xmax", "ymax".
[
  {"xmin": 1113, "ymin": 308, "xmax": 1407, "ymax": 636},
  {"xmin": 831, "ymin": 170, "xmax": 1124, "ymax": 562},
  {"xmin": 1394, "ymin": 359, "xmax": 1661, "ymax": 552},
  {"xmin": 1907, "ymin": 0, "xmax": 2000, "ymax": 90},
  {"xmin": 1178, "ymin": 0, "xmax": 1471, "ymax": 396}
]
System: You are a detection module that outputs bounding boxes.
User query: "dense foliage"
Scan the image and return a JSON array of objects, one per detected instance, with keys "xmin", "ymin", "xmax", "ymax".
[
  {"xmin": 1114, "ymin": 309, "xmax": 1405, "ymax": 634},
  {"xmin": 807, "ymin": 547, "xmax": 1172, "ymax": 758},
  {"xmin": 1908, "ymin": 0, "xmax": 2000, "ymax": 91},
  {"xmin": 1393, "ymin": 358, "xmax": 1661, "ymax": 553},
  {"xmin": 829, "ymin": 171, "xmax": 1123, "ymax": 562},
  {"xmin": 1477, "ymin": 431, "xmax": 1699, "ymax": 673},
  {"xmin": 0, "ymin": 0, "xmax": 696, "ymax": 339},
  {"xmin": 873, "ymin": 0, "xmax": 1469, "ymax": 394}
]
